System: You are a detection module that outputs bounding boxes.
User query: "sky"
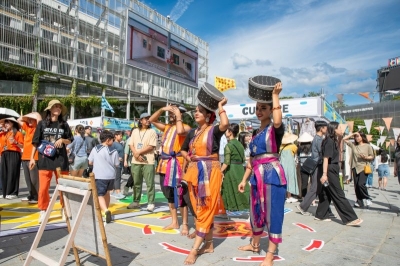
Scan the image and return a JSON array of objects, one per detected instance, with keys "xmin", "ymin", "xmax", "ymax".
[{"xmin": 140, "ymin": 0, "xmax": 400, "ymax": 106}]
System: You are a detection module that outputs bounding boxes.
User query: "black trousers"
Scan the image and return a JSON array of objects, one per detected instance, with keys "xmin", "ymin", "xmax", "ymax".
[
  {"xmin": 352, "ymin": 168, "xmax": 370, "ymax": 207},
  {"xmin": 300, "ymin": 171, "xmax": 310, "ymax": 197},
  {"xmin": 316, "ymin": 164, "xmax": 358, "ymax": 223},
  {"xmin": 1, "ymin": 151, "xmax": 21, "ymax": 198}
]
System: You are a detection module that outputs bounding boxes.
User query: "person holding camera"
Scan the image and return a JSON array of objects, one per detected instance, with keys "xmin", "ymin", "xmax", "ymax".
[{"xmin": 127, "ymin": 113, "xmax": 157, "ymax": 212}]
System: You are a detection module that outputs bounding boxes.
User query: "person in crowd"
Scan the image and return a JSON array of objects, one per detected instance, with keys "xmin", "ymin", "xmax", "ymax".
[
  {"xmin": 280, "ymin": 131, "xmax": 299, "ymax": 203},
  {"xmin": 88, "ymin": 130, "xmax": 120, "ymax": 223},
  {"xmin": 366, "ymin": 148, "xmax": 376, "ymax": 189},
  {"xmin": 297, "ymin": 121, "xmax": 329, "ymax": 215},
  {"xmin": 394, "ymin": 135, "xmax": 400, "ymax": 185},
  {"xmin": 123, "ymin": 128, "xmax": 135, "ymax": 196},
  {"xmin": 376, "ymin": 149, "xmax": 390, "ymax": 190},
  {"xmin": 149, "ymin": 104, "xmax": 192, "ymax": 234},
  {"xmin": 238, "ymin": 131, "xmax": 251, "ymax": 168},
  {"xmin": 180, "ymin": 97, "xmax": 228, "ymax": 265},
  {"xmin": 127, "ymin": 113, "xmax": 157, "ymax": 212},
  {"xmin": 220, "ymin": 123, "xmax": 249, "ymax": 212},
  {"xmin": 111, "ymin": 131, "xmax": 125, "ymax": 200},
  {"xmin": 18, "ymin": 112, "xmax": 42, "ymax": 203},
  {"xmin": 315, "ymin": 122, "xmax": 363, "ymax": 226},
  {"xmin": 67, "ymin": 125, "xmax": 88, "ymax": 177},
  {"xmin": 237, "ymin": 82, "xmax": 286, "ymax": 266},
  {"xmin": 297, "ymin": 132, "xmax": 314, "ymax": 198},
  {"xmin": 219, "ymin": 133, "xmax": 228, "ymax": 165},
  {"xmin": 84, "ymin": 126, "xmax": 99, "ymax": 156},
  {"xmin": 30, "ymin": 99, "xmax": 73, "ymax": 223},
  {"xmin": 0, "ymin": 117, "xmax": 23, "ymax": 199},
  {"xmin": 0, "ymin": 120, "xmax": 5, "ymax": 191},
  {"xmin": 343, "ymin": 131, "xmax": 374, "ymax": 208}
]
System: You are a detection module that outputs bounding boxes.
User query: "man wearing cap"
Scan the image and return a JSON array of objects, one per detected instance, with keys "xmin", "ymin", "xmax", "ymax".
[
  {"xmin": 127, "ymin": 113, "xmax": 157, "ymax": 212},
  {"xmin": 18, "ymin": 112, "xmax": 42, "ymax": 203},
  {"xmin": 149, "ymin": 104, "xmax": 191, "ymax": 234}
]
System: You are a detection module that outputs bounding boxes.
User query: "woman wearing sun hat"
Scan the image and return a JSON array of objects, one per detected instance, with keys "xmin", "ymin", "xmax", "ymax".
[
  {"xmin": 30, "ymin": 99, "xmax": 73, "ymax": 223},
  {"xmin": 18, "ymin": 112, "xmax": 42, "ymax": 203},
  {"xmin": 0, "ymin": 117, "xmax": 24, "ymax": 199},
  {"xmin": 237, "ymin": 76, "xmax": 286, "ymax": 266},
  {"xmin": 280, "ymin": 130, "xmax": 299, "ymax": 203}
]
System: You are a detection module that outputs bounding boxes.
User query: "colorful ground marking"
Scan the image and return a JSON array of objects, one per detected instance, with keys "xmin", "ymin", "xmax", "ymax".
[
  {"xmin": 213, "ymin": 221, "xmax": 268, "ymax": 239},
  {"xmin": 233, "ymin": 255, "xmax": 285, "ymax": 262},
  {"xmin": 293, "ymin": 223, "xmax": 316, "ymax": 232},
  {"xmin": 302, "ymin": 239, "xmax": 324, "ymax": 251},
  {"xmin": 114, "ymin": 220, "xmax": 180, "ymax": 235}
]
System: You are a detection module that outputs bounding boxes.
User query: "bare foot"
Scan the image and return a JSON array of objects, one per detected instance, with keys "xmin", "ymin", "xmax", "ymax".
[
  {"xmin": 163, "ymin": 223, "xmax": 179, "ymax": 230},
  {"xmin": 183, "ymin": 249, "xmax": 198, "ymax": 265},
  {"xmin": 238, "ymin": 243, "xmax": 260, "ymax": 254},
  {"xmin": 259, "ymin": 255, "xmax": 274, "ymax": 266},
  {"xmin": 187, "ymin": 230, "xmax": 197, "ymax": 239},
  {"xmin": 181, "ymin": 224, "xmax": 189, "ymax": 236},
  {"xmin": 198, "ymin": 241, "xmax": 214, "ymax": 255}
]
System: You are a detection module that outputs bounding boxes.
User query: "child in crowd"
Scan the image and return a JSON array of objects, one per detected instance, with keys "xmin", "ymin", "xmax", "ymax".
[{"xmin": 88, "ymin": 130, "xmax": 120, "ymax": 223}]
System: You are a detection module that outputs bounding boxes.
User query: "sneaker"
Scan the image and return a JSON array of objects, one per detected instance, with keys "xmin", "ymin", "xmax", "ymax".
[
  {"xmin": 104, "ymin": 210, "xmax": 112, "ymax": 223},
  {"xmin": 123, "ymin": 186, "xmax": 129, "ymax": 196},
  {"xmin": 38, "ymin": 210, "xmax": 46, "ymax": 224},
  {"xmin": 114, "ymin": 192, "xmax": 126, "ymax": 200},
  {"xmin": 314, "ymin": 217, "xmax": 331, "ymax": 222},
  {"xmin": 6, "ymin": 195, "xmax": 17, "ymax": 200},
  {"xmin": 366, "ymin": 199, "xmax": 372, "ymax": 206},
  {"xmin": 286, "ymin": 197, "xmax": 298, "ymax": 203},
  {"xmin": 127, "ymin": 202, "xmax": 141, "ymax": 209},
  {"xmin": 28, "ymin": 199, "xmax": 38, "ymax": 204},
  {"xmin": 146, "ymin": 203, "xmax": 155, "ymax": 212},
  {"xmin": 110, "ymin": 191, "xmax": 116, "ymax": 198},
  {"xmin": 354, "ymin": 202, "xmax": 360, "ymax": 208},
  {"xmin": 21, "ymin": 197, "xmax": 30, "ymax": 202},
  {"xmin": 296, "ymin": 205, "xmax": 311, "ymax": 216}
]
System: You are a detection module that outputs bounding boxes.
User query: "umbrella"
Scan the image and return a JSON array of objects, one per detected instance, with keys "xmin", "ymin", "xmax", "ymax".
[{"xmin": 0, "ymin": 108, "xmax": 20, "ymax": 120}]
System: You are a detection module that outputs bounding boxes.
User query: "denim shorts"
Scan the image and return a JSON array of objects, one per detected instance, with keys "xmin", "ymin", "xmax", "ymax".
[
  {"xmin": 95, "ymin": 179, "xmax": 114, "ymax": 196},
  {"xmin": 70, "ymin": 155, "xmax": 88, "ymax": 171},
  {"xmin": 377, "ymin": 164, "xmax": 390, "ymax": 178}
]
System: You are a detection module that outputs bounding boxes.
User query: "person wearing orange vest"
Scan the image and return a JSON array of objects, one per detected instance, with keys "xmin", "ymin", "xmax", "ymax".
[
  {"xmin": 149, "ymin": 104, "xmax": 191, "ymax": 235},
  {"xmin": 18, "ymin": 112, "xmax": 42, "ymax": 204}
]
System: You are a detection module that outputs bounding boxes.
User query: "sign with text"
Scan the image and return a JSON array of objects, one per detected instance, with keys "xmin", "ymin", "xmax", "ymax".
[{"xmin": 223, "ymin": 98, "xmax": 322, "ymax": 120}]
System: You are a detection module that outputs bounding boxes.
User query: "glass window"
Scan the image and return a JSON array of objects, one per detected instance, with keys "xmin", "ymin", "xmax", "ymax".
[
  {"xmin": 157, "ymin": 46, "xmax": 165, "ymax": 59},
  {"xmin": 142, "ymin": 39, "xmax": 147, "ymax": 49},
  {"xmin": 173, "ymin": 54, "xmax": 179, "ymax": 65}
]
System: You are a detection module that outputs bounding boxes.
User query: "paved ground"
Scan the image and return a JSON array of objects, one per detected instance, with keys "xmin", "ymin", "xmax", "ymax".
[{"xmin": 1, "ymin": 171, "xmax": 400, "ymax": 265}]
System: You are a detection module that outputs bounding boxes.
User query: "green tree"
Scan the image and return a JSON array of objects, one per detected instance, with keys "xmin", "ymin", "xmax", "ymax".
[
  {"xmin": 302, "ymin": 91, "xmax": 321, "ymax": 97},
  {"xmin": 332, "ymin": 100, "xmax": 348, "ymax": 108}
]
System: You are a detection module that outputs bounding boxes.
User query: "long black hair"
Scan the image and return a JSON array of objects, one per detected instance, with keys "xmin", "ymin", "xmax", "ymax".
[
  {"xmin": 379, "ymin": 149, "xmax": 388, "ymax": 163},
  {"xmin": 44, "ymin": 110, "xmax": 67, "ymax": 128},
  {"xmin": 322, "ymin": 121, "xmax": 339, "ymax": 150},
  {"xmin": 355, "ymin": 131, "xmax": 369, "ymax": 145},
  {"xmin": 395, "ymin": 135, "xmax": 400, "ymax": 153},
  {"xmin": 299, "ymin": 142, "xmax": 312, "ymax": 154},
  {"xmin": 238, "ymin": 131, "xmax": 249, "ymax": 149}
]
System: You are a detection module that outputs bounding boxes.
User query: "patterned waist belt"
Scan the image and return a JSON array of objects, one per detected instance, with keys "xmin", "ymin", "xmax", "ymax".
[{"xmin": 252, "ymin": 153, "xmax": 279, "ymax": 160}]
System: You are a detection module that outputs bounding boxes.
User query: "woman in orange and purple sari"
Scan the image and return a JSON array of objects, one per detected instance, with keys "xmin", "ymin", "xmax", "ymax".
[
  {"xmin": 238, "ymin": 81, "xmax": 286, "ymax": 266},
  {"xmin": 180, "ymin": 97, "xmax": 229, "ymax": 265}
]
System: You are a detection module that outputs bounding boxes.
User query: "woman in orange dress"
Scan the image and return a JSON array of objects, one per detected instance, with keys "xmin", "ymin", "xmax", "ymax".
[
  {"xmin": 1, "ymin": 117, "xmax": 24, "ymax": 199},
  {"xmin": 180, "ymin": 97, "xmax": 229, "ymax": 265}
]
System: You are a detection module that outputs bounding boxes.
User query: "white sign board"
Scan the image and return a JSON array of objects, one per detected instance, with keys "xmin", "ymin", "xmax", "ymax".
[
  {"xmin": 224, "ymin": 98, "xmax": 322, "ymax": 120},
  {"xmin": 67, "ymin": 117, "xmax": 102, "ymax": 128}
]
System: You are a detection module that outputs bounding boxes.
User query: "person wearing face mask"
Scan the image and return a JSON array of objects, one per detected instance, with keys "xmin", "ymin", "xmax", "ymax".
[
  {"xmin": 315, "ymin": 122, "xmax": 363, "ymax": 226},
  {"xmin": 0, "ymin": 117, "xmax": 24, "ymax": 199},
  {"xmin": 237, "ymin": 79, "xmax": 286, "ymax": 266},
  {"xmin": 18, "ymin": 112, "xmax": 42, "ymax": 203},
  {"xmin": 31, "ymin": 99, "xmax": 73, "ymax": 223},
  {"xmin": 149, "ymin": 104, "xmax": 192, "ymax": 235},
  {"xmin": 180, "ymin": 83, "xmax": 229, "ymax": 265}
]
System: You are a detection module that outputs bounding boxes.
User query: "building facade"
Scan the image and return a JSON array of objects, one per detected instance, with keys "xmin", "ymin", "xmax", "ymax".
[{"xmin": 0, "ymin": 0, "xmax": 209, "ymax": 118}]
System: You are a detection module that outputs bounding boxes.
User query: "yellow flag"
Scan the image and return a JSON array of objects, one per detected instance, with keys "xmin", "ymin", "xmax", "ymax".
[{"xmin": 214, "ymin": 76, "xmax": 236, "ymax": 92}]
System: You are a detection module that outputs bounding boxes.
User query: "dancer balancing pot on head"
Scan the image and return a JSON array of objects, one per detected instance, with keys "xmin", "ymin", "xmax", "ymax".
[
  {"xmin": 180, "ymin": 82, "xmax": 229, "ymax": 265},
  {"xmin": 238, "ymin": 76, "xmax": 287, "ymax": 266},
  {"xmin": 149, "ymin": 104, "xmax": 192, "ymax": 236}
]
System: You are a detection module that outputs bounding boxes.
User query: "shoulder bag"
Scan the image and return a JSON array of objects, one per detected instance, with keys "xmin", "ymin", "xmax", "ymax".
[{"xmin": 37, "ymin": 122, "xmax": 60, "ymax": 158}]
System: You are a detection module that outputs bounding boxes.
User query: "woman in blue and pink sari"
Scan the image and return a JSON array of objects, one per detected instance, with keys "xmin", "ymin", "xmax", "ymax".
[{"xmin": 238, "ymin": 82, "xmax": 286, "ymax": 266}]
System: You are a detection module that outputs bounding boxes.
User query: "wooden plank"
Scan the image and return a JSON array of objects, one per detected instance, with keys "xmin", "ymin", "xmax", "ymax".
[{"xmin": 30, "ymin": 250, "xmax": 58, "ymax": 266}]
